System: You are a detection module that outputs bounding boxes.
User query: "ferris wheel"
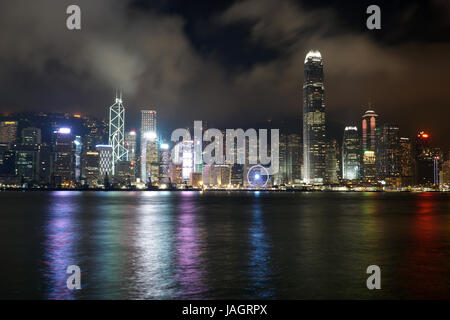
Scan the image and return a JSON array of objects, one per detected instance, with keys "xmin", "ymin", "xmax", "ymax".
[{"xmin": 247, "ymin": 165, "xmax": 270, "ymax": 188}]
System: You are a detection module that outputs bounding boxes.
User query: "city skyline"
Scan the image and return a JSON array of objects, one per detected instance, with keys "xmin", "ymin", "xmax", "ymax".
[{"xmin": 0, "ymin": 1, "xmax": 449, "ymax": 149}]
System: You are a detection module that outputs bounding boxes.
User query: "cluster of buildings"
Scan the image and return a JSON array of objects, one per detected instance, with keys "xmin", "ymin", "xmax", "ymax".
[
  {"xmin": 299, "ymin": 50, "xmax": 449, "ymax": 190},
  {"xmin": 0, "ymin": 50, "xmax": 449, "ymax": 191}
]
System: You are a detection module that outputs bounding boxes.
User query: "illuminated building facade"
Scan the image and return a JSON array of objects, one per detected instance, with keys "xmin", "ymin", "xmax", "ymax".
[
  {"xmin": 140, "ymin": 110, "xmax": 158, "ymax": 183},
  {"xmin": 190, "ymin": 172, "xmax": 203, "ymax": 187},
  {"xmin": 74, "ymin": 135, "xmax": 82, "ymax": 183},
  {"xmin": 22, "ymin": 127, "xmax": 41, "ymax": 145},
  {"xmin": 194, "ymin": 121, "xmax": 203, "ymax": 173},
  {"xmin": 212, "ymin": 165, "xmax": 231, "ymax": 187},
  {"xmin": 414, "ymin": 131, "xmax": 443, "ymax": 186},
  {"xmin": 342, "ymin": 126, "xmax": 361, "ymax": 180},
  {"xmin": 14, "ymin": 144, "xmax": 39, "ymax": 184},
  {"xmin": 159, "ymin": 143, "xmax": 170, "ymax": 184},
  {"xmin": 169, "ymin": 162, "xmax": 182, "ymax": 185},
  {"xmin": 115, "ymin": 161, "xmax": 135, "ymax": 187},
  {"xmin": 361, "ymin": 109, "xmax": 378, "ymax": 182},
  {"xmin": 230, "ymin": 164, "xmax": 244, "ymax": 187},
  {"xmin": 399, "ymin": 137, "xmax": 414, "ymax": 186},
  {"xmin": 96, "ymin": 144, "xmax": 113, "ymax": 182},
  {"xmin": 325, "ymin": 139, "xmax": 339, "ymax": 184},
  {"xmin": 108, "ymin": 94, "xmax": 128, "ymax": 174},
  {"xmin": 125, "ymin": 130, "xmax": 137, "ymax": 163},
  {"xmin": 83, "ymin": 116, "xmax": 107, "ymax": 151},
  {"xmin": 378, "ymin": 124, "xmax": 401, "ymax": 182},
  {"xmin": 442, "ymin": 153, "xmax": 450, "ymax": 186},
  {"xmin": 53, "ymin": 128, "xmax": 74, "ymax": 187},
  {"xmin": 82, "ymin": 150, "xmax": 100, "ymax": 188},
  {"xmin": 303, "ymin": 50, "xmax": 326, "ymax": 184},
  {"xmin": 182, "ymin": 140, "xmax": 193, "ymax": 184},
  {"xmin": 0, "ymin": 121, "xmax": 18, "ymax": 144}
]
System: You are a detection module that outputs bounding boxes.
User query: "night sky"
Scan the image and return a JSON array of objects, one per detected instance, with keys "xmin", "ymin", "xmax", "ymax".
[{"xmin": 0, "ymin": 0, "xmax": 449, "ymax": 149}]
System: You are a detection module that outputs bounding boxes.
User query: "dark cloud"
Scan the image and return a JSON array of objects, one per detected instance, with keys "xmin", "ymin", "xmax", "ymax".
[{"xmin": 0, "ymin": 0, "xmax": 449, "ymax": 150}]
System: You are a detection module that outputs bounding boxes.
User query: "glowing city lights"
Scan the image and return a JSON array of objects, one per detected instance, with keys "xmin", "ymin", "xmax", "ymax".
[{"xmin": 58, "ymin": 128, "xmax": 71, "ymax": 134}]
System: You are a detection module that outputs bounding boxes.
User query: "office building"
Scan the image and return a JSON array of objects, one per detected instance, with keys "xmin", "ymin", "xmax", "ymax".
[
  {"xmin": 53, "ymin": 128, "xmax": 74, "ymax": 187},
  {"xmin": 361, "ymin": 109, "xmax": 378, "ymax": 182},
  {"xmin": 0, "ymin": 121, "xmax": 18, "ymax": 144},
  {"xmin": 21, "ymin": 127, "xmax": 41, "ymax": 145},
  {"xmin": 96, "ymin": 144, "xmax": 113, "ymax": 182},
  {"xmin": 125, "ymin": 130, "xmax": 137, "ymax": 163},
  {"xmin": 82, "ymin": 150, "xmax": 100, "ymax": 188},
  {"xmin": 399, "ymin": 137, "xmax": 414, "ymax": 186},
  {"xmin": 140, "ymin": 110, "xmax": 158, "ymax": 183},
  {"xmin": 342, "ymin": 126, "xmax": 361, "ymax": 180},
  {"xmin": 303, "ymin": 50, "xmax": 326, "ymax": 184},
  {"xmin": 108, "ymin": 94, "xmax": 128, "ymax": 174}
]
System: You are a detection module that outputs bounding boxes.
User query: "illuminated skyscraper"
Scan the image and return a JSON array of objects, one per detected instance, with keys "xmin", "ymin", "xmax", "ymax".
[
  {"xmin": 21, "ymin": 127, "xmax": 41, "ymax": 145},
  {"xmin": 53, "ymin": 128, "xmax": 74, "ymax": 187},
  {"xmin": 325, "ymin": 139, "xmax": 339, "ymax": 184},
  {"xmin": 414, "ymin": 131, "xmax": 441, "ymax": 186},
  {"xmin": 442, "ymin": 153, "xmax": 450, "ymax": 186},
  {"xmin": 108, "ymin": 94, "xmax": 128, "ymax": 175},
  {"xmin": 74, "ymin": 135, "xmax": 82, "ymax": 183},
  {"xmin": 399, "ymin": 137, "xmax": 414, "ymax": 186},
  {"xmin": 361, "ymin": 109, "xmax": 378, "ymax": 182},
  {"xmin": 125, "ymin": 130, "xmax": 137, "ymax": 163},
  {"xmin": 96, "ymin": 144, "xmax": 113, "ymax": 181},
  {"xmin": 140, "ymin": 110, "xmax": 158, "ymax": 184},
  {"xmin": 378, "ymin": 124, "xmax": 401, "ymax": 183},
  {"xmin": 115, "ymin": 161, "xmax": 135, "ymax": 187},
  {"xmin": 0, "ymin": 121, "xmax": 18, "ymax": 144},
  {"xmin": 182, "ymin": 140, "xmax": 194, "ymax": 184},
  {"xmin": 82, "ymin": 150, "xmax": 100, "ymax": 188},
  {"xmin": 159, "ymin": 143, "xmax": 170, "ymax": 184},
  {"xmin": 342, "ymin": 126, "xmax": 361, "ymax": 180},
  {"xmin": 303, "ymin": 50, "xmax": 326, "ymax": 184},
  {"xmin": 194, "ymin": 121, "xmax": 203, "ymax": 173}
]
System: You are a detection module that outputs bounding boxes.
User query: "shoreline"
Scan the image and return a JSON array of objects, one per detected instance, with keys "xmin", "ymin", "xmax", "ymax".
[{"xmin": 0, "ymin": 188, "xmax": 446, "ymax": 193}]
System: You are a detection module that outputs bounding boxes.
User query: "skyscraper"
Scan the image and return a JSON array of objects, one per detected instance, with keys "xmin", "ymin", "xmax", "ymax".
[
  {"xmin": 108, "ymin": 94, "xmax": 128, "ymax": 174},
  {"xmin": 303, "ymin": 50, "xmax": 326, "ymax": 184},
  {"xmin": 342, "ymin": 126, "xmax": 361, "ymax": 180},
  {"xmin": 0, "ymin": 121, "xmax": 18, "ymax": 144},
  {"xmin": 21, "ymin": 127, "xmax": 41, "ymax": 145},
  {"xmin": 159, "ymin": 143, "xmax": 170, "ymax": 184},
  {"xmin": 194, "ymin": 121, "xmax": 203, "ymax": 173},
  {"xmin": 96, "ymin": 144, "xmax": 113, "ymax": 182},
  {"xmin": 182, "ymin": 140, "xmax": 194, "ymax": 184},
  {"xmin": 414, "ymin": 131, "xmax": 441, "ymax": 186},
  {"xmin": 125, "ymin": 130, "xmax": 137, "ymax": 163},
  {"xmin": 287, "ymin": 133, "xmax": 302, "ymax": 184},
  {"xmin": 399, "ymin": 137, "xmax": 414, "ymax": 186},
  {"xmin": 361, "ymin": 109, "xmax": 378, "ymax": 182},
  {"xmin": 325, "ymin": 139, "xmax": 339, "ymax": 184},
  {"xmin": 140, "ymin": 110, "xmax": 158, "ymax": 184},
  {"xmin": 82, "ymin": 150, "xmax": 100, "ymax": 188},
  {"xmin": 53, "ymin": 128, "xmax": 74, "ymax": 187},
  {"xmin": 378, "ymin": 124, "xmax": 401, "ymax": 184}
]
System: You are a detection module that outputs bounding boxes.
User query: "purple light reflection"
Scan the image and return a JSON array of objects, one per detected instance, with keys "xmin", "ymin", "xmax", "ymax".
[
  {"xmin": 175, "ymin": 192, "xmax": 207, "ymax": 298},
  {"xmin": 42, "ymin": 192, "xmax": 80, "ymax": 300}
]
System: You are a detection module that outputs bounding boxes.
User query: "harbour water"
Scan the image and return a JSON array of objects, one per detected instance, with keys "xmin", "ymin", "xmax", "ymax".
[{"xmin": 0, "ymin": 191, "xmax": 449, "ymax": 299}]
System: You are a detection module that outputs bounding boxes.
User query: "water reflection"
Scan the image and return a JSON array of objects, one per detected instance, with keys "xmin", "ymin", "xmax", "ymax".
[
  {"xmin": 175, "ymin": 192, "xmax": 208, "ymax": 298},
  {"xmin": 135, "ymin": 192, "xmax": 176, "ymax": 299},
  {"xmin": 245, "ymin": 200, "xmax": 273, "ymax": 298},
  {"xmin": 8, "ymin": 191, "xmax": 448, "ymax": 299},
  {"xmin": 405, "ymin": 193, "xmax": 444, "ymax": 298},
  {"xmin": 42, "ymin": 191, "xmax": 81, "ymax": 300}
]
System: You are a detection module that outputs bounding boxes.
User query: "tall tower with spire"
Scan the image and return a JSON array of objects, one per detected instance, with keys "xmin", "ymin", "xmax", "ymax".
[
  {"xmin": 303, "ymin": 50, "xmax": 326, "ymax": 184},
  {"xmin": 109, "ymin": 92, "xmax": 128, "ymax": 174}
]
